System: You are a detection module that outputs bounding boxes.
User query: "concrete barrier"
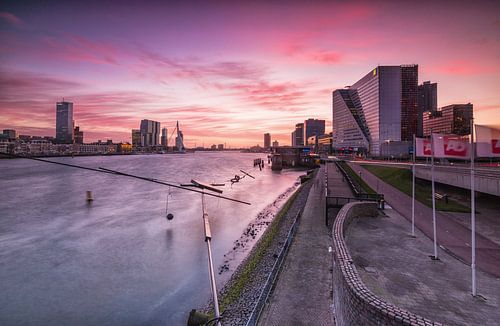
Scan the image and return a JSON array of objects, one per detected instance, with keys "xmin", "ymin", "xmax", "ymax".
[{"xmin": 332, "ymin": 202, "xmax": 442, "ymax": 326}]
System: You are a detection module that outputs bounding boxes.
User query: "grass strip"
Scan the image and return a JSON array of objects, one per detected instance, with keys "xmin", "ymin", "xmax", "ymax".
[
  {"xmin": 361, "ymin": 165, "xmax": 470, "ymax": 213},
  {"xmin": 338, "ymin": 161, "xmax": 376, "ymax": 194},
  {"xmin": 217, "ymin": 178, "xmax": 307, "ymax": 312}
]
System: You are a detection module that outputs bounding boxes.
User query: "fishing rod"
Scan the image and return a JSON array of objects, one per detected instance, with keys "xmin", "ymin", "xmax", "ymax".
[{"xmin": 1, "ymin": 153, "xmax": 251, "ymax": 205}]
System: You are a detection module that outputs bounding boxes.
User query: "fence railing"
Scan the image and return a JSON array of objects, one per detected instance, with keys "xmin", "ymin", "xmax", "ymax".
[
  {"xmin": 324, "ymin": 161, "xmax": 384, "ymax": 226},
  {"xmin": 245, "ymin": 209, "xmax": 302, "ymax": 326}
]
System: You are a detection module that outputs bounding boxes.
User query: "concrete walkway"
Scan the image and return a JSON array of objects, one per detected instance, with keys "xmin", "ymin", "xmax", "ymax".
[
  {"xmin": 258, "ymin": 166, "xmax": 335, "ymax": 326},
  {"xmin": 349, "ymin": 161, "xmax": 500, "ymax": 278},
  {"xmin": 347, "ymin": 207, "xmax": 500, "ymax": 325}
]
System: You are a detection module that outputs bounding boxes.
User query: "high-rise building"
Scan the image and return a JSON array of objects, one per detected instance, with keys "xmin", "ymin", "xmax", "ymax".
[
  {"xmin": 418, "ymin": 81, "xmax": 438, "ymax": 137},
  {"xmin": 56, "ymin": 101, "xmax": 74, "ymax": 144},
  {"xmin": 264, "ymin": 133, "xmax": 271, "ymax": 149},
  {"xmin": 291, "ymin": 130, "xmax": 297, "ymax": 146},
  {"xmin": 272, "ymin": 140, "xmax": 279, "ymax": 147},
  {"xmin": 423, "ymin": 103, "xmax": 473, "ymax": 136},
  {"xmin": 332, "ymin": 65, "xmax": 418, "ymax": 156},
  {"xmin": 303, "ymin": 119, "xmax": 325, "ymax": 142},
  {"xmin": 331, "ymin": 89, "xmax": 370, "ymax": 151},
  {"xmin": 132, "ymin": 129, "xmax": 141, "ymax": 147},
  {"xmin": 140, "ymin": 119, "xmax": 160, "ymax": 147},
  {"xmin": 295, "ymin": 123, "xmax": 304, "ymax": 146},
  {"xmin": 2, "ymin": 129, "xmax": 17, "ymax": 140},
  {"xmin": 161, "ymin": 127, "xmax": 168, "ymax": 146},
  {"xmin": 400, "ymin": 65, "xmax": 419, "ymax": 141},
  {"xmin": 74, "ymin": 126, "xmax": 84, "ymax": 144}
]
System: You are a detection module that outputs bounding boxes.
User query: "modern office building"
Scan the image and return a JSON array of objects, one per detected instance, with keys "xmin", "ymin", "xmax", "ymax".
[
  {"xmin": 132, "ymin": 129, "xmax": 141, "ymax": 147},
  {"xmin": 332, "ymin": 65, "xmax": 418, "ymax": 156},
  {"xmin": 56, "ymin": 101, "xmax": 74, "ymax": 144},
  {"xmin": 161, "ymin": 127, "xmax": 168, "ymax": 146},
  {"xmin": 291, "ymin": 130, "xmax": 297, "ymax": 146},
  {"xmin": 140, "ymin": 119, "xmax": 160, "ymax": 147},
  {"xmin": 303, "ymin": 119, "xmax": 325, "ymax": 142},
  {"xmin": 295, "ymin": 123, "xmax": 305, "ymax": 146},
  {"xmin": 400, "ymin": 65, "xmax": 419, "ymax": 141},
  {"xmin": 331, "ymin": 89, "xmax": 370, "ymax": 151},
  {"xmin": 2, "ymin": 129, "xmax": 18, "ymax": 140},
  {"xmin": 74, "ymin": 126, "xmax": 83, "ymax": 144},
  {"xmin": 418, "ymin": 81, "xmax": 438, "ymax": 137},
  {"xmin": 264, "ymin": 133, "xmax": 271, "ymax": 149},
  {"xmin": 423, "ymin": 103, "xmax": 473, "ymax": 136}
]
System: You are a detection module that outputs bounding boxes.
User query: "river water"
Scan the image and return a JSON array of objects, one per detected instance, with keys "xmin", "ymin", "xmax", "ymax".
[{"xmin": 0, "ymin": 152, "xmax": 302, "ymax": 325}]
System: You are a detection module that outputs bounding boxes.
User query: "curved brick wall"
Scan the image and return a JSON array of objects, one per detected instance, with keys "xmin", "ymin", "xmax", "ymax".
[{"xmin": 332, "ymin": 202, "xmax": 442, "ymax": 326}]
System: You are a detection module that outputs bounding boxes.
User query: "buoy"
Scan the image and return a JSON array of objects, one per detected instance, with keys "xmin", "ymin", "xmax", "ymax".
[
  {"xmin": 86, "ymin": 191, "xmax": 93, "ymax": 202},
  {"xmin": 166, "ymin": 213, "xmax": 174, "ymax": 220}
]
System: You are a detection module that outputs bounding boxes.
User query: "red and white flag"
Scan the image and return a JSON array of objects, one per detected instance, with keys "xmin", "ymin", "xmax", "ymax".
[
  {"xmin": 415, "ymin": 137, "xmax": 432, "ymax": 157},
  {"xmin": 432, "ymin": 133, "xmax": 470, "ymax": 159},
  {"xmin": 475, "ymin": 125, "xmax": 500, "ymax": 157}
]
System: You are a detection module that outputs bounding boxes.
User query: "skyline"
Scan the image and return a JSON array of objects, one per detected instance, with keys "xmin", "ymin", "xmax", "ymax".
[{"xmin": 1, "ymin": 1, "xmax": 499, "ymax": 147}]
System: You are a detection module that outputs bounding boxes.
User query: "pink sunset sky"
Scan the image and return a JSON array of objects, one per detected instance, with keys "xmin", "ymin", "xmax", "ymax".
[{"xmin": 0, "ymin": 1, "xmax": 499, "ymax": 147}]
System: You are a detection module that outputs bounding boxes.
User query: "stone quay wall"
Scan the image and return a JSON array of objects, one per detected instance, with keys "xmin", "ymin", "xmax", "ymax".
[{"xmin": 332, "ymin": 202, "xmax": 442, "ymax": 326}]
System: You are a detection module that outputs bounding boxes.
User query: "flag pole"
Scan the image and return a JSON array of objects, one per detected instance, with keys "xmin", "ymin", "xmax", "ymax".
[
  {"xmin": 412, "ymin": 134, "xmax": 416, "ymax": 237},
  {"xmin": 431, "ymin": 131, "xmax": 438, "ymax": 259},
  {"xmin": 470, "ymin": 119, "xmax": 476, "ymax": 296}
]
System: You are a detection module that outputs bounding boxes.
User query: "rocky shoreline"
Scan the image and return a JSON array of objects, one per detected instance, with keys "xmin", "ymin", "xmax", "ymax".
[
  {"xmin": 217, "ymin": 181, "xmax": 301, "ymax": 276},
  {"xmin": 201, "ymin": 172, "xmax": 314, "ymax": 325}
]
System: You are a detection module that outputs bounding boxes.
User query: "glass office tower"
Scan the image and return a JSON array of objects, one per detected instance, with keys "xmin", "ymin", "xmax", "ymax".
[
  {"xmin": 332, "ymin": 65, "xmax": 418, "ymax": 157},
  {"xmin": 56, "ymin": 101, "xmax": 74, "ymax": 144}
]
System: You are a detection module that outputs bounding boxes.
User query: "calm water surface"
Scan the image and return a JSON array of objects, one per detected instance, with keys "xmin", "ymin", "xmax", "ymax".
[{"xmin": 0, "ymin": 152, "xmax": 302, "ymax": 325}]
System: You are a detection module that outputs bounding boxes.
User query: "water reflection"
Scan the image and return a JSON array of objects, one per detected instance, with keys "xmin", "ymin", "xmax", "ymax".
[{"xmin": 0, "ymin": 152, "xmax": 302, "ymax": 326}]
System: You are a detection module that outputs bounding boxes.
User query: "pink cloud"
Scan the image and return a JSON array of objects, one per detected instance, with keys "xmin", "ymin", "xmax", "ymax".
[
  {"xmin": 435, "ymin": 60, "xmax": 494, "ymax": 76},
  {"xmin": 0, "ymin": 12, "xmax": 22, "ymax": 27},
  {"xmin": 310, "ymin": 51, "xmax": 342, "ymax": 64},
  {"xmin": 137, "ymin": 50, "xmax": 267, "ymax": 82},
  {"xmin": 42, "ymin": 35, "xmax": 121, "ymax": 65}
]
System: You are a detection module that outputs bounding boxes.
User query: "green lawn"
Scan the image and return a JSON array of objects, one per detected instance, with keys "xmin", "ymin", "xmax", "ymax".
[
  {"xmin": 337, "ymin": 161, "xmax": 376, "ymax": 194},
  {"xmin": 361, "ymin": 165, "xmax": 470, "ymax": 213}
]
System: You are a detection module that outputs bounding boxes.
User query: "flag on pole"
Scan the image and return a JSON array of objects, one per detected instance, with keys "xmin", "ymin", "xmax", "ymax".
[
  {"xmin": 475, "ymin": 125, "xmax": 500, "ymax": 157},
  {"xmin": 432, "ymin": 133, "xmax": 470, "ymax": 159}
]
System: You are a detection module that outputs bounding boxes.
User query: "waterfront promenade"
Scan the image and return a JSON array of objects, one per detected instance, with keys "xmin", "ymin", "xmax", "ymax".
[
  {"xmin": 348, "ymin": 161, "xmax": 500, "ymax": 278},
  {"xmin": 258, "ymin": 164, "xmax": 353, "ymax": 325},
  {"xmin": 347, "ymin": 207, "xmax": 500, "ymax": 325}
]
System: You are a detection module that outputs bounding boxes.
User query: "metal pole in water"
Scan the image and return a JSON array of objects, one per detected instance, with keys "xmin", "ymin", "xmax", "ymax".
[{"xmin": 202, "ymin": 191, "xmax": 221, "ymax": 325}]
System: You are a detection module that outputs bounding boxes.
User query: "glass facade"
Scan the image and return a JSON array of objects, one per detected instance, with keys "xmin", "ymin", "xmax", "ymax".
[
  {"xmin": 400, "ymin": 65, "xmax": 419, "ymax": 141},
  {"xmin": 418, "ymin": 81, "xmax": 437, "ymax": 137},
  {"xmin": 332, "ymin": 89, "xmax": 369, "ymax": 150},
  {"xmin": 332, "ymin": 65, "xmax": 418, "ymax": 156},
  {"xmin": 56, "ymin": 101, "xmax": 74, "ymax": 144},
  {"xmin": 264, "ymin": 133, "xmax": 271, "ymax": 149},
  {"xmin": 422, "ymin": 104, "xmax": 473, "ymax": 136},
  {"xmin": 140, "ymin": 119, "xmax": 160, "ymax": 146},
  {"xmin": 295, "ymin": 123, "xmax": 304, "ymax": 146},
  {"xmin": 303, "ymin": 119, "xmax": 325, "ymax": 141}
]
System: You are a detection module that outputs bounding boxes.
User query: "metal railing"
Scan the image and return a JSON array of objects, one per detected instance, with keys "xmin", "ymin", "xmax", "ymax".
[
  {"xmin": 245, "ymin": 210, "xmax": 302, "ymax": 326},
  {"xmin": 324, "ymin": 161, "xmax": 384, "ymax": 226}
]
